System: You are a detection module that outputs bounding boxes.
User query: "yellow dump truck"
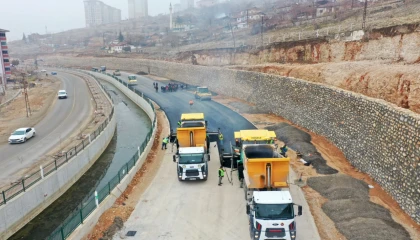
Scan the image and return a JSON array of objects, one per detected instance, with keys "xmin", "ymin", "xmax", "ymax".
[
  {"xmin": 173, "ymin": 113, "xmax": 210, "ymax": 181},
  {"xmin": 230, "ymin": 129, "xmax": 302, "ymax": 240}
]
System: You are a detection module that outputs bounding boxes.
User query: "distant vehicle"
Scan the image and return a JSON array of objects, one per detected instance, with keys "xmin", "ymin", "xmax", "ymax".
[
  {"xmin": 100, "ymin": 66, "xmax": 106, "ymax": 72},
  {"xmin": 128, "ymin": 75, "xmax": 137, "ymax": 86},
  {"xmin": 91, "ymin": 67, "xmax": 99, "ymax": 72},
  {"xmin": 9, "ymin": 128, "xmax": 36, "ymax": 144},
  {"xmin": 113, "ymin": 69, "xmax": 121, "ymax": 76},
  {"xmin": 41, "ymin": 69, "xmax": 47, "ymax": 73},
  {"xmin": 51, "ymin": 72, "xmax": 57, "ymax": 75},
  {"xmin": 58, "ymin": 90, "xmax": 67, "ymax": 99},
  {"xmin": 194, "ymin": 87, "xmax": 212, "ymax": 101}
]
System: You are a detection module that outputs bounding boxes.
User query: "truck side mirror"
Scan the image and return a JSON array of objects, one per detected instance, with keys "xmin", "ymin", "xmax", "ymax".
[
  {"xmin": 246, "ymin": 205, "xmax": 250, "ymax": 214},
  {"xmin": 205, "ymin": 120, "xmax": 208, "ymax": 126},
  {"xmin": 298, "ymin": 206, "xmax": 302, "ymax": 216},
  {"xmin": 173, "ymin": 155, "xmax": 176, "ymax": 162}
]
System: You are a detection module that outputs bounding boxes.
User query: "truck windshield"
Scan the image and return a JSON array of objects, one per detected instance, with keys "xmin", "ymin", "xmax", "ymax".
[
  {"xmin": 255, "ymin": 203, "xmax": 294, "ymax": 220},
  {"xmin": 179, "ymin": 154, "xmax": 204, "ymax": 164},
  {"xmin": 198, "ymin": 88, "xmax": 209, "ymax": 93}
]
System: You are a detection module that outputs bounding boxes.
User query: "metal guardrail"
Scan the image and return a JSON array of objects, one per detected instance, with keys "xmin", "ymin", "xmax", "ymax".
[
  {"xmin": 47, "ymin": 71, "xmax": 157, "ymax": 240},
  {"xmin": 0, "ymin": 73, "xmax": 115, "ymax": 208}
]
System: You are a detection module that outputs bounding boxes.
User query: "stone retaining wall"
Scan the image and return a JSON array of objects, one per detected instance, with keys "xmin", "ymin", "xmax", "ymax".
[{"xmin": 42, "ymin": 56, "xmax": 420, "ymax": 223}]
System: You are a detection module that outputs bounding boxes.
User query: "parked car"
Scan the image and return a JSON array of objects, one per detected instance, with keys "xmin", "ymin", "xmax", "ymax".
[
  {"xmin": 113, "ymin": 69, "xmax": 121, "ymax": 76},
  {"xmin": 8, "ymin": 128, "xmax": 36, "ymax": 144},
  {"xmin": 58, "ymin": 90, "xmax": 67, "ymax": 99},
  {"xmin": 51, "ymin": 72, "xmax": 57, "ymax": 75}
]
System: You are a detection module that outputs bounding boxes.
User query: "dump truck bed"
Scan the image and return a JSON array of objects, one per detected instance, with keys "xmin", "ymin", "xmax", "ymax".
[
  {"xmin": 177, "ymin": 127, "xmax": 207, "ymax": 149},
  {"xmin": 243, "ymin": 145, "xmax": 290, "ymax": 189}
]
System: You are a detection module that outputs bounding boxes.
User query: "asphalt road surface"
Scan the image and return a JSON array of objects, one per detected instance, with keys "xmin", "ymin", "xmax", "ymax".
[
  {"xmin": 115, "ymin": 71, "xmax": 254, "ymax": 148},
  {"xmin": 0, "ymin": 71, "xmax": 92, "ymax": 185},
  {"xmin": 95, "ymin": 71, "xmax": 320, "ymax": 240}
]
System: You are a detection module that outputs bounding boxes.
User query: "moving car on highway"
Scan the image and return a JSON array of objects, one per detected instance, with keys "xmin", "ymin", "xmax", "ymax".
[
  {"xmin": 58, "ymin": 90, "xmax": 68, "ymax": 99},
  {"xmin": 8, "ymin": 128, "xmax": 36, "ymax": 144}
]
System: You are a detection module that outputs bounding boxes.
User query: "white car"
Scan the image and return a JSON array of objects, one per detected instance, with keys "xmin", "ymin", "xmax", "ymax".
[
  {"xmin": 8, "ymin": 128, "xmax": 36, "ymax": 144},
  {"xmin": 58, "ymin": 90, "xmax": 67, "ymax": 99}
]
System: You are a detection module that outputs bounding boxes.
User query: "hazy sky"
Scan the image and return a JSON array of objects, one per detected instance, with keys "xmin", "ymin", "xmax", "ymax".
[{"xmin": 0, "ymin": 0, "xmax": 175, "ymax": 41}]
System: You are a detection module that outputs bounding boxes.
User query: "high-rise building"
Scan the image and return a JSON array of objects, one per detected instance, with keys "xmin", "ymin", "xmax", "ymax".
[
  {"xmin": 84, "ymin": 0, "xmax": 121, "ymax": 27},
  {"xmin": 128, "ymin": 0, "xmax": 148, "ymax": 19},
  {"xmin": 0, "ymin": 28, "xmax": 10, "ymax": 92},
  {"xmin": 180, "ymin": 0, "xmax": 195, "ymax": 10}
]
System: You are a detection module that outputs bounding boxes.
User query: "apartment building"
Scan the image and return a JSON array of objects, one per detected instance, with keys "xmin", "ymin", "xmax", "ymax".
[
  {"xmin": 181, "ymin": 0, "xmax": 195, "ymax": 10},
  {"xmin": 84, "ymin": 0, "xmax": 121, "ymax": 27},
  {"xmin": 128, "ymin": 0, "xmax": 148, "ymax": 19},
  {"xmin": 0, "ymin": 28, "xmax": 10, "ymax": 92}
]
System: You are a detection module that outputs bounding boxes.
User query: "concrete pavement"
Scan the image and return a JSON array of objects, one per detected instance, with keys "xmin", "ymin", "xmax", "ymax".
[
  {"xmin": 114, "ymin": 143, "xmax": 250, "ymax": 240},
  {"xmin": 0, "ymin": 71, "xmax": 92, "ymax": 185}
]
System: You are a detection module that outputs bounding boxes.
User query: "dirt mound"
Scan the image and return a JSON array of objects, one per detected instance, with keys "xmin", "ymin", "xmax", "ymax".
[
  {"xmin": 308, "ymin": 175, "xmax": 411, "ymax": 240},
  {"xmin": 265, "ymin": 123, "xmax": 337, "ymax": 174},
  {"xmin": 307, "ymin": 175, "xmax": 369, "ymax": 199},
  {"xmin": 337, "ymin": 217, "xmax": 410, "ymax": 240}
]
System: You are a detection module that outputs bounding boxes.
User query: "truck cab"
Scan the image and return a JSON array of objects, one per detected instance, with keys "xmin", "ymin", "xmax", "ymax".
[
  {"xmin": 173, "ymin": 147, "xmax": 208, "ymax": 181},
  {"xmin": 248, "ymin": 191, "xmax": 302, "ymax": 240}
]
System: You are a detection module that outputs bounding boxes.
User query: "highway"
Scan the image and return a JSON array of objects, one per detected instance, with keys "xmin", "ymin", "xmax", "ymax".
[
  {"xmin": 0, "ymin": 71, "xmax": 92, "ymax": 185},
  {"xmin": 94, "ymin": 71, "xmax": 320, "ymax": 240}
]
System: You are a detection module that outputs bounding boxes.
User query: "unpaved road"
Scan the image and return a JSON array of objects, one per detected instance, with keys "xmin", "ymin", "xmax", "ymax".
[
  {"xmin": 89, "ymin": 71, "xmax": 320, "ymax": 240},
  {"xmin": 0, "ymin": 71, "xmax": 92, "ymax": 185}
]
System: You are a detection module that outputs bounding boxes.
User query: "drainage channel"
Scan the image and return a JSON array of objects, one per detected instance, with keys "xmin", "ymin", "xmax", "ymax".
[{"xmin": 10, "ymin": 80, "xmax": 152, "ymax": 240}]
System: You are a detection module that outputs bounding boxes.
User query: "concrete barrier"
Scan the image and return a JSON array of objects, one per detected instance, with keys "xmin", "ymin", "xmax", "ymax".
[
  {"xmin": 0, "ymin": 73, "xmax": 116, "ymax": 240},
  {"xmin": 66, "ymin": 71, "xmax": 157, "ymax": 240}
]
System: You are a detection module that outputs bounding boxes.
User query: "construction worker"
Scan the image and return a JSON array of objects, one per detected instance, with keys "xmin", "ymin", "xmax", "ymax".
[
  {"xmin": 218, "ymin": 166, "xmax": 225, "ymax": 186},
  {"xmin": 280, "ymin": 144, "xmax": 288, "ymax": 157},
  {"xmin": 189, "ymin": 99, "xmax": 194, "ymax": 108},
  {"xmin": 218, "ymin": 131, "xmax": 224, "ymax": 146},
  {"xmin": 162, "ymin": 136, "xmax": 169, "ymax": 150}
]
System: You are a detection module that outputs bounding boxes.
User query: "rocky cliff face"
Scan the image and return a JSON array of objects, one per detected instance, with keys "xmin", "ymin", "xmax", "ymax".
[{"xmin": 183, "ymin": 24, "xmax": 420, "ymax": 66}]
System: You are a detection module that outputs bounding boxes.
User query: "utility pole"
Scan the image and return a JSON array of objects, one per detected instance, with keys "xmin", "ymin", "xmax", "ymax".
[
  {"xmin": 362, "ymin": 0, "xmax": 368, "ymax": 30},
  {"xmin": 246, "ymin": 9, "xmax": 249, "ymax": 27},
  {"xmin": 261, "ymin": 16, "xmax": 264, "ymax": 46},
  {"xmin": 21, "ymin": 73, "xmax": 31, "ymax": 117},
  {"xmin": 228, "ymin": 22, "xmax": 236, "ymax": 48}
]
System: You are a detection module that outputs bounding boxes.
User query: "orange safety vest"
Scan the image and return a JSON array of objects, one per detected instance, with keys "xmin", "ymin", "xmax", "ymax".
[{"xmin": 189, "ymin": 100, "xmax": 194, "ymax": 105}]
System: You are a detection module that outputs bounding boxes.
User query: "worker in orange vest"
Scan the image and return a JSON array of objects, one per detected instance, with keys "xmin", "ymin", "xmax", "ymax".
[{"xmin": 189, "ymin": 100, "xmax": 194, "ymax": 108}]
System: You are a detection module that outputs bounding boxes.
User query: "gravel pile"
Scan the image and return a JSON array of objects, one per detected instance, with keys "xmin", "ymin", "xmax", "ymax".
[
  {"xmin": 308, "ymin": 175, "xmax": 410, "ymax": 240},
  {"xmin": 266, "ymin": 123, "xmax": 338, "ymax": 174}
]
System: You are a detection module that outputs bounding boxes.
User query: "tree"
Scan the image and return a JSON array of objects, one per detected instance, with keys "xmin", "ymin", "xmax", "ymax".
[
  {"xmin": 118, "ymin": 31, "xmax": 124, "ymax": 42},
  {"xmin": 11, "ymin": 59, "xmax": 19, "ymax": 66},
  {"xmin": 22, "ymin": 33, "xmax": 27, "ymax": 43},
  {"xmin": 175, "ymin": 16, "xmax": 184, "ymax": 27}
]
